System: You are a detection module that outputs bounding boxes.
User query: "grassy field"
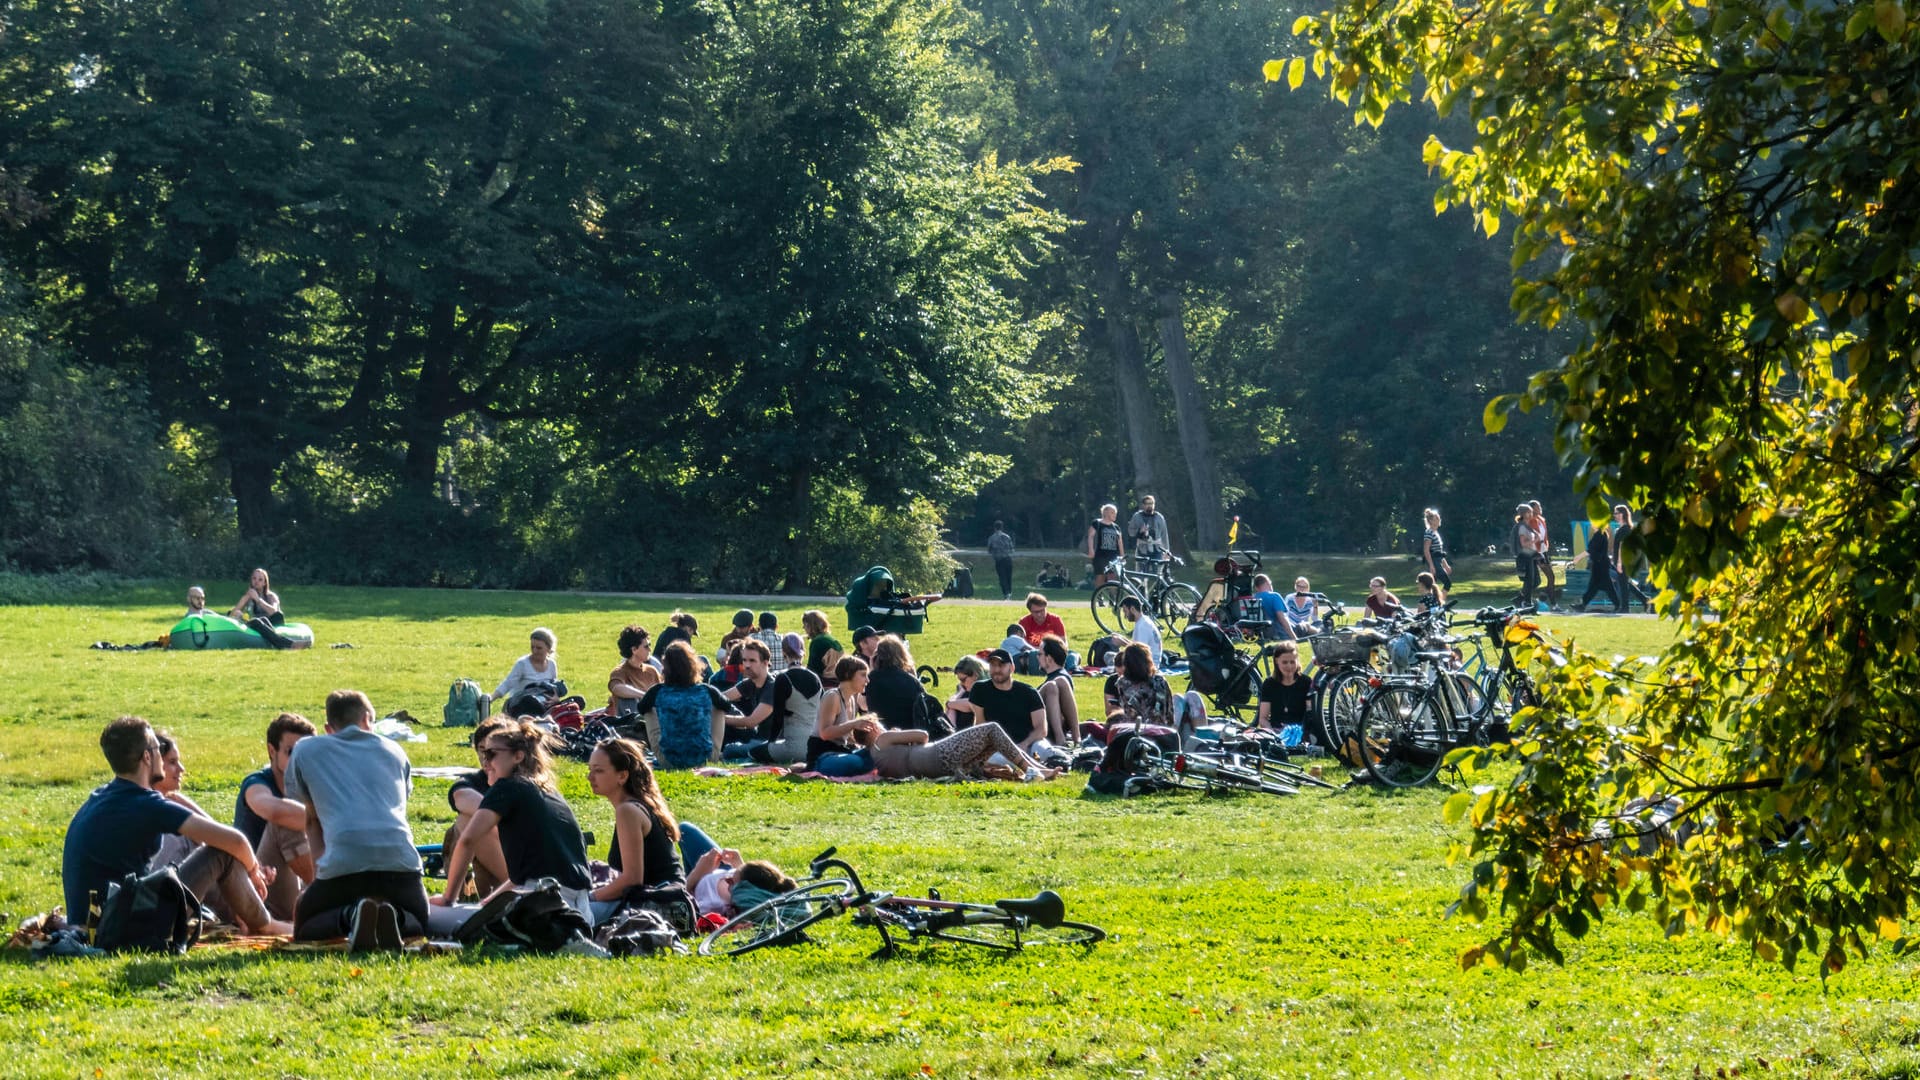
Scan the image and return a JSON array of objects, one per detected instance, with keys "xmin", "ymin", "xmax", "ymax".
[{"xmin": 1, "ymin": 581, "xmax": 1912, "ymax": 1079}]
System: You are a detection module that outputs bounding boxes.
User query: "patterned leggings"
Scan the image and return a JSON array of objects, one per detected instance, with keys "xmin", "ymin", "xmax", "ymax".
[{"xmin": 902, "ymin": 723, "xmax": 1031, "ymax": 778}]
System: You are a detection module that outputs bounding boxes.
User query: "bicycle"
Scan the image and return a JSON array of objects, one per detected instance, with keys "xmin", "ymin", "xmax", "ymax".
[
  {"xmin": 698, "ymin": 848, "xmax": 1106, "ymax": 957},
  {"xmin": 1309, "ymin": 602, "xmax": 1453, "ymax": 763},
  {"xmin": 1090, "ymin": 555, "xmax": 1202, "ymax": 635},
  {"xmin": 1139, "ymin": 723, "xmax": 1341, "ymax": 796},
  {"xmin": 1354, "ymin": 606, "xmax": 1546, "ymax": 787}
]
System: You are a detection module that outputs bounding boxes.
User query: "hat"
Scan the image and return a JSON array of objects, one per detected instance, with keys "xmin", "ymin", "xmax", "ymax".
[
  {"xmin": 987, "ymin": 648, "xmax": 1014, "ymax": 664},
  {"xmin": 732, "ymin": 609, "xmax": 754, "ymax": 628},
  {"xmin": 781, "ymin": 632, "xmax": 803, "ymax": 659},
  {"xmin": 852, "ymin": 625, "xmax": 878, "ymax": 643}
]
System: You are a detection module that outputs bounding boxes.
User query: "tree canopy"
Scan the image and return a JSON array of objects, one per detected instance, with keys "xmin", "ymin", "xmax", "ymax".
[{"xmin": 1293, "ymin": 0, "xmax": 1920, "ymax": 971}]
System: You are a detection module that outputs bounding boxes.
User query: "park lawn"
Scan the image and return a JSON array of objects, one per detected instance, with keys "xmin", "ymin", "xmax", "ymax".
[{"xmin": 0, "ymin": 583, "xmax": 1910, "ymax": 1079}]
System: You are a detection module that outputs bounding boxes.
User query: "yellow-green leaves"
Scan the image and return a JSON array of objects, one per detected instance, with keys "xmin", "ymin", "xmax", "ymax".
[
  {"xmin": 1262, "ymin": 59, "xmax": 1285, "ymax": 82},
  {"xmin": 1875, "ymin": 0, "xmax": 1907, "ymax": 41}
]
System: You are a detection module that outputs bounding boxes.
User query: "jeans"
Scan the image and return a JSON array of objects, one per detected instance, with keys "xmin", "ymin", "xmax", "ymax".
[
  {"xmin": 294, "ymin": 870, "xmax": 430, "ymax": 941},
  {"xmin": 256, "ymin": 821, "xmax": 310, "ymax": 920},
  {"xmin": 993, "ymin": 556, "xmax": 1014, "ymax": 599},
  {"xmin": 1515, "ymin": 555, "xmax": 1539, "ymax": 607},
  {"xmin": 176, "ymin": 845, "xmax": 272, "ymax": 932},
  {"xmin": 721, "ymin": 740, "xmax": 763, "ymax": 761},
  {"xmin": 677, "ymin": 822, "xmax": 717, "ymax": 872},
  {"xmin": 813, "ymin": 747, "xmax": 874, "ymax": 777}
]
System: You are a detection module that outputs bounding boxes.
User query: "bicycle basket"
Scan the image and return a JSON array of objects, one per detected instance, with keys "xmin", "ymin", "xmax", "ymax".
[{"xmin": 1306, "ymin": 630, "xmax": 1381, "ymax": 667}]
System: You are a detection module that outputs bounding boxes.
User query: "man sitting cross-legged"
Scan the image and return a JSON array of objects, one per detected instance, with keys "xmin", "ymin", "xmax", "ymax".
[
  {"xmin": 62, "ymin": 716, "xmax": 291, "ymax": 937},
  {"xmin": 233, "ymin": 712, "xmax": 319, "ymax": 920},
  {"xmin": 284, "ymin": 689, "xmax": 424, "ymax": 952}
]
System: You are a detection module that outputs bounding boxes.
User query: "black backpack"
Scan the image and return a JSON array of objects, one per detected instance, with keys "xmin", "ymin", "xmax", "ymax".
[
  {"xmin": 92, "ymin": 867, "xmax": 202, "ymax": 954},
  {"xmin": 943, "ymin": 567, "xmax": 975, "ymax": 598},
  {"xmin": 456, "ymin": 879, "xmax": 591, "ymax": 952}
]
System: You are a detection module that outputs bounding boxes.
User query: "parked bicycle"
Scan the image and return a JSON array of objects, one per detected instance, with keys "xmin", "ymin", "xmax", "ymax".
[
  {"xmin": 698, "ymin": 848, "xmax": 1105, "ymax": 957},
  {"xmin": 1090, "ymin": 555, "xmax": 1201, "ymax": 635},
  {"xmin": 1308, "ymin": 602, "xmax": 1453, "ymax": 764},
  {"xmin": 1354, "ymin": 605, "xmax": 1548, "ymax": 787}
]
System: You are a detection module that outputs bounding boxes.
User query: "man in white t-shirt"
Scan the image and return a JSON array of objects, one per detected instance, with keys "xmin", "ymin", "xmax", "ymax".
[{"xmin": 1120, "ymin": 595, "xmax": 1163, "ymax": 667}]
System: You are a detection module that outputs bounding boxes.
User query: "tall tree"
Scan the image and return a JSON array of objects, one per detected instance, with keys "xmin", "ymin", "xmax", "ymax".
[{"xmin": 1298, "ymin": 0, "xmax": 1920, "ymax": 971}]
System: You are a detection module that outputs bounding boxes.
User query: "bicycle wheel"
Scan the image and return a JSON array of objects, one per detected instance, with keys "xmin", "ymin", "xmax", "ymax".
[
  {"xmin": 1090, "ymin": 583, "xmax": 1133, "ymax": 636},
  {"xmin": 1358, "ymin": 684, "xmax": 1446, "ymax": 788},
  {"xmin": 1317, "ymin": 668, "xmax": 1370, "ymax": 765},
  {"xmin": 1440, "ymin": 671, "xmax": 1490, "ymax": 725},
  {"xmin": 1154, "ymin": 583, "xmax": 1203, "ymax": 628},
  {"xmin": 697, "ymin": 879, "xmax": 854, "ymax": 956}
]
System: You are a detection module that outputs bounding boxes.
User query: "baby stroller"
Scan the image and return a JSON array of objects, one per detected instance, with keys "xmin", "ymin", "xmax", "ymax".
[
  {"xmin": 1195, "ymin": 550, "xmax": 1269, "ymax": 641},
  {"xmin": 844, "ymin": 566, "xmax": 930, "ymax": 635},
  {"xmin": 1179, "ymin": 622, "xmax": 1261, "ymax": 720}
]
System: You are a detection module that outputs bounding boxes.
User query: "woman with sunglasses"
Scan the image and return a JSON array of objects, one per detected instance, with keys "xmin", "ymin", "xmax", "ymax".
[{"xmin": 431, "ymin": 718, "xmax": 594, "ymax": 921}]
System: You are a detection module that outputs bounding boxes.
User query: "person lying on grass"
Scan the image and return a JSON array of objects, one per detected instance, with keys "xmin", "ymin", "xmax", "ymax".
[
  {"xmin": 853, "ymin": 716, "xmax": 1062, "ymax": 782},
  {"xmin": 432, "ymin": 718, "xmax": 594, "ymax": 924},
  {"xmin": 584, "ymin": 737, "xmax": 690, "ymax": 926},
  {"xmin": 62, "ymin": 716, "xmax": 291, "ymax": 938},
  {"xmin": 685, "ymin": 848, "xmax": 798, "ymax": 921}
]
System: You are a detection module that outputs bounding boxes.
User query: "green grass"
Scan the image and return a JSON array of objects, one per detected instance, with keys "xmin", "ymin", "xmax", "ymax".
[{"xmin": 1, "ymin": 583, "xmax": 1912, "ymax": 1078}]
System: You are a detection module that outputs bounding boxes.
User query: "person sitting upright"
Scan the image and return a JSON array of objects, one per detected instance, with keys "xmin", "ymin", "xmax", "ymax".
[
  {"xmin": 635, "ymin": 642, "xmax": 733, "ymax": 769},
  {"xmin": 607, "ymin": 624, "xmax": 662, "ymax": 716},
  {"xmin": 802, "ymin": 609, "xmax": 843, "ymax": 679},
  {"xmin": 584, "ymin": 737, "xmax": 686, "ymax": 926},
  {"xmin": 432, "ymin": 718, "xmax": 594, "ymax": 923},
  {"xmin": 1281, "ymin": 577, "xmax": 1325, "ymax": 638},
  {"xmin": 863, "ymin": 635, "xmax": 946, "ymax": 735},
  {"xmin": 446, "ymin": 718, "xmax": 513, "ymax": 897},
  {"xmin": 284, "ymin": 690, "xmax": 425, "ymax": 950},
  {"xmin": 1249, "ymin": 574, "xmax": 1294, "ymax": 641},
  {"xmin": 964, "ymin": 649, "xmax": 1049, "ymax": 759},
  {"xmin": 234, "ymin": 712, "xmax": 319, "ymax": 920},
  {"xmin": 1257, "ymin": 642, "xmax": 1312, "ymax": 734},
  {"xmin": 1120, "ymin": 595, "xmax": 1163, "ymax": 666},
  {"xmin": 1035, "ymin": 636, "xmax": 1081, "ymax": 747},
  {"xmin": 494, "ymin": 628, "xmax": 560, "ymax": 705},
  {"xmin": 228, "ymin": 567, "xmax": 283, "ymax": 624},
  {"xmin": 1017, "ymin": 593, "xmax": 1067, "ymax": 648},
  {"xmin": 756, "ymin": 612, "xmax": 788, "ymax": 674},
  {"xmin": 63, "ymin": 716, "xmax": 290, "ymax": 937},
  {"xmin": 1363, "ymin": 577, "xmax": 1404, "ymax": 619}
]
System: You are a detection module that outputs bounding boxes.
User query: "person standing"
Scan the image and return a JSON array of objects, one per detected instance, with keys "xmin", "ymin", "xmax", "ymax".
[
  {"xmin": 1421, "ymin": 509, "xmax": 1453, "ymax": 591},
  {"xmin": 1126, "ymin": 496, "xmax": 1171, "ymax": 566},
  {"xmin": 1085, "ymin": 504, "xmax": 1125, "ymax": 587},
  {"xmin": 1512, "ymin": 503, "xmax": 1542, "ymax": 609},
  {"xmin": 986, "ymin": 521, "xmax": 1016, "ymax": 601},
  {"xmin": 284, "ymin": 690, "xmax": 425, "ymax": 949},
  {"xmin": 1528, "ymin": 500, "xmax": 1558, "ymax": 609}
]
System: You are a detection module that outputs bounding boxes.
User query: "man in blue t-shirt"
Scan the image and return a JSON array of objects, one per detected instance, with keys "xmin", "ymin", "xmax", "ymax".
[
  {"xmin": 233, "ymin": 712, "xmax": 318, "ymax": 919},
  {"xmin": 1249, "ymin": 575, "xmax": 1295, "ymax": 642},
  {"xmin": 63, "ymin": 716, "xmax": 288, "ymax": 936}
]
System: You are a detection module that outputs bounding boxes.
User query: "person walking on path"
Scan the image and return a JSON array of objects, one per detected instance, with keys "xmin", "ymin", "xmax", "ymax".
[
  {"xmin": 1575, "ymin": 508, "xmax": 1626, "ymax": 612},
  {"xmin": 986, "ymin": 521, "xmax": 1016, "ymax": 601}
]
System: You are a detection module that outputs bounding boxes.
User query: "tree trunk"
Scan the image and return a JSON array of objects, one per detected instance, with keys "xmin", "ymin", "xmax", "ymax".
[
  {"xmin": 399, "ymin": 301, "xmax": 458, "ymax": 500},
  {"xmin": 1153, "ymin": 288, "xmax": 1225, "ymax": 550},
  {"xmin": 783, "ymin": 464, "xmax": 812, "ymax": 593},
  {"xmin": 226, "ymin": 439, "xmax": 280, "ymax": 539},
  {"xmin": 1092, "ymin": 221, "xmax": 1158, "ymax": 497}
]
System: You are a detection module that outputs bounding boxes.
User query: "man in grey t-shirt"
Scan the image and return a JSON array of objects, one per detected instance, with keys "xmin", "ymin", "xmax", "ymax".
[
  {"xmin": 283, "ymin": 689, "xmax": 424, "ymax": 947},
  {"xmin": 1127, "ymin": 495, "xmax": 1171, "ymax": 564}
]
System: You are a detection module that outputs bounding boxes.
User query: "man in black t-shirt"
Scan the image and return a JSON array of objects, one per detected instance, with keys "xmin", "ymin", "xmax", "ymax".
[
  {"xmin": 966, "ymin": 650, "xmax": 1048, "ymax": 754},
  {"xmin": 232, "ymin": 711, "xmax": 318, "ymax": 919},
  {"xmin": 719, "ymin": 639, "xmax": 782, "ymax": 756}
]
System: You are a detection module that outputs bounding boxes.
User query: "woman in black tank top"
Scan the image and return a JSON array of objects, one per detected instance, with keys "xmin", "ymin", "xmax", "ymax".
[{"xmin": 586, "ymin": 738, "xmax": 686, "ymax": 925}]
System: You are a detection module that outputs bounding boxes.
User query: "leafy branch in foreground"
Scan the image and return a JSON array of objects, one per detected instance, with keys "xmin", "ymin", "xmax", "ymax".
[{"xmin": 1286, "ymin": 0, "xmax": 1920, "ymax": 972}]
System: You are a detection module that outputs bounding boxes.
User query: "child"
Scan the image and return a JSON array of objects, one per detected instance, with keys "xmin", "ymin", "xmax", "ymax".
[{"xmin": 1000, "ymin": 623, "xmax": 1035, "ymax": 658}]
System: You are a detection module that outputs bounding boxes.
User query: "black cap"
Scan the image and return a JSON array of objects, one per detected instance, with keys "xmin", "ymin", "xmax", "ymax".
[
  {"xmin": 852, "ymin": 625, "xmax": 878, "ymax": 643},
  {"xmin": 987, "ymin": 648, "xmax": 1014, "ymax": 664}
]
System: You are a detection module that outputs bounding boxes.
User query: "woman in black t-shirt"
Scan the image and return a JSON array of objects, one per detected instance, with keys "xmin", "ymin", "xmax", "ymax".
[
  {"xmin": 585, "ymin": 737, "xmax": 686, "ymax": 925},
  {"xmin": 443, "ymin": 718, "xmax": 512, "ymax": 897},
  {"xmin": 431, "ymin": 718, "xmax": 593, "ymax": 921},
  {"xmin": 1257, "ymin": 643, "xmax": 1312, "ymax": 731}
]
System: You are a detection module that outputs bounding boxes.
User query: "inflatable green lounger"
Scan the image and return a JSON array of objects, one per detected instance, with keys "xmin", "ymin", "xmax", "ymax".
[{"xmin": 169, "ymin": 613, "xmax": 314, "ymax": 650}]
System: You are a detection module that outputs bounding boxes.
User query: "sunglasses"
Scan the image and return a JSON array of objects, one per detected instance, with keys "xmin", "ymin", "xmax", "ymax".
[{"xmin": 480, "ymin": 746, "xmax": 511, "ymax": 762}]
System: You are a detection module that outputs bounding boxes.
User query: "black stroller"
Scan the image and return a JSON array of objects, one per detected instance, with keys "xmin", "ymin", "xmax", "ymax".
[{"xmin": 1180, "ymin": 622, "xmax": 1263, "ymax": 720}]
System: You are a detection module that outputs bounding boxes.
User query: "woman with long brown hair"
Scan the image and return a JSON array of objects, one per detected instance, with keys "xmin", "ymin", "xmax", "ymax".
[
  {"xmin": 585, "ymin": 737, "xmax": 686, "ymax": 924},
  {"xmin": 430, "ymin": 718, "xmax": 594, "ymax": 921}
]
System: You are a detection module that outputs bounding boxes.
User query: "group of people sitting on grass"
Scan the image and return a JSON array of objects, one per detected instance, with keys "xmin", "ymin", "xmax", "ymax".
[{"xmin": 61, "ymin": 697, "xmax": 819, "ymax": 951}]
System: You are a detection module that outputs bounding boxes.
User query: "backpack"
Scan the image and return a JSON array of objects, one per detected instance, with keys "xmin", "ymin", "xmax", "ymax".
[
  {"xmin": 620, "ymin": 881, "xmax": 698, "ymax": 938},
  {"xmin": 1084, "ymin": 732, "xmax": 1178, "ymax": 797},
  {"xmin": 455, "ymin": 879, "xmax": 591, "ymax": 952},
  {"xmin": 594, "ymin": 908, "xmax": 688, "ymax": 957},
  {"xmin": 91, "ymin": 867, "xmax": 202, "ymax": 954},
  {"xmin": 443, "ymin": 679, "xmax": 491, "ymax": 728},
  {"xmin": 910, "ymin": 692, "xmax": 956, "ymax": 739},
  {"xmin": 943, "ymin": 567, "xmax": 975, "ymax": 599},
  {"xmin": 654, "ymin": 685, "xmax": 719, "ymax": 768}
]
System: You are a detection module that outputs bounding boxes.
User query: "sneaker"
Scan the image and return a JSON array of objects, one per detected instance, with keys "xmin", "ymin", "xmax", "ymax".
[
  {"xmin": 347, "ymin": 897, "xmax": 381, "ymax": 953},
  {"xmin": 373, "ymin": 901, "xmax": 404, "ymax": 952}
]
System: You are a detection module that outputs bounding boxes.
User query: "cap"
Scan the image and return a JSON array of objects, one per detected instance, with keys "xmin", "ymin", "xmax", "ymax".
[
  {"xmin": 852, "ymin": 625, "xmax": 879, "ymax": 643},
  {"xmin": 781, "ymin": 632, "xmax": 804, "ymax": 659},
  {"xmin": 987, "ymin": 648, "xmax": 1014, "ymax": 664}
]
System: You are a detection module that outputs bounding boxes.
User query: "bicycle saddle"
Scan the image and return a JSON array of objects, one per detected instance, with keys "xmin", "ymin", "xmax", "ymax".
[{"xmin": 996, "ymin": 890, "xmax": 1065, "ymax": 928}]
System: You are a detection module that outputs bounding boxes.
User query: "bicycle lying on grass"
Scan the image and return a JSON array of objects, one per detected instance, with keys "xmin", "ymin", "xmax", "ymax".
[
  {"xmin": 698, "ymin": 848, "xmax": 1106, "ymax": 958},
  {"xmin": 1131, "ymin": 723, "xmax": 1341, "ymax": 796}
]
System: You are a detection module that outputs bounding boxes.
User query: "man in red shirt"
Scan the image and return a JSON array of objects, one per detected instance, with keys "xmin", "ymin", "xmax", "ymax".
[{"xmin": 1017, "ymin": 593, "xmax": 1067, "ymax": 647}]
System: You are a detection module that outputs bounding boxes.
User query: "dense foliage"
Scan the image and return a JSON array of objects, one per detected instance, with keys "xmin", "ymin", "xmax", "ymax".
[
  {"xmin": 1295, "ymin": 0, "xmax": 1920, "ymax": 971},
  {"xmin": 0, "ymin": 0, "xmax": 1569, "ymax": 586}
]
